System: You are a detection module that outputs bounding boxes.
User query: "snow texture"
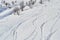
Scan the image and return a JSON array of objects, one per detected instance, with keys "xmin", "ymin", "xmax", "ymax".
[{"xmin": 0, "ymin": 0, "xmax": 60, "ymax": 40}]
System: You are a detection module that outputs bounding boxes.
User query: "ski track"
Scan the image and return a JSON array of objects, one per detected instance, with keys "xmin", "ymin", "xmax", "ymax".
[{"xmin": 0, "ymin": 0, "xmax": 60, "ymax": 40}]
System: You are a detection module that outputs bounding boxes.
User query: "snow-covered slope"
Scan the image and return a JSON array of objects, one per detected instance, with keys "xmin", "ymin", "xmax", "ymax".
[{"xmin": 0, "ymin": 0, "xmax": 60, "ymax": 40}]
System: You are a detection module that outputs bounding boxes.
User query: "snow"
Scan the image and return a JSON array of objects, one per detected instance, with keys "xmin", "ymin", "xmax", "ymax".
[
  {"xmin": 0, "ymin": 0, "xmax": 60, "ymax": 40},
  {"xmin": 0, "ymin": 7, "xmax": 7, "ymax": 13},
  {"xmin": 0, "ymin": 7, "xmax": 15, "ymax": 19},
  {"xmin": 24, "ymin": 6, "xmax": 30, "ymax": 10}
]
